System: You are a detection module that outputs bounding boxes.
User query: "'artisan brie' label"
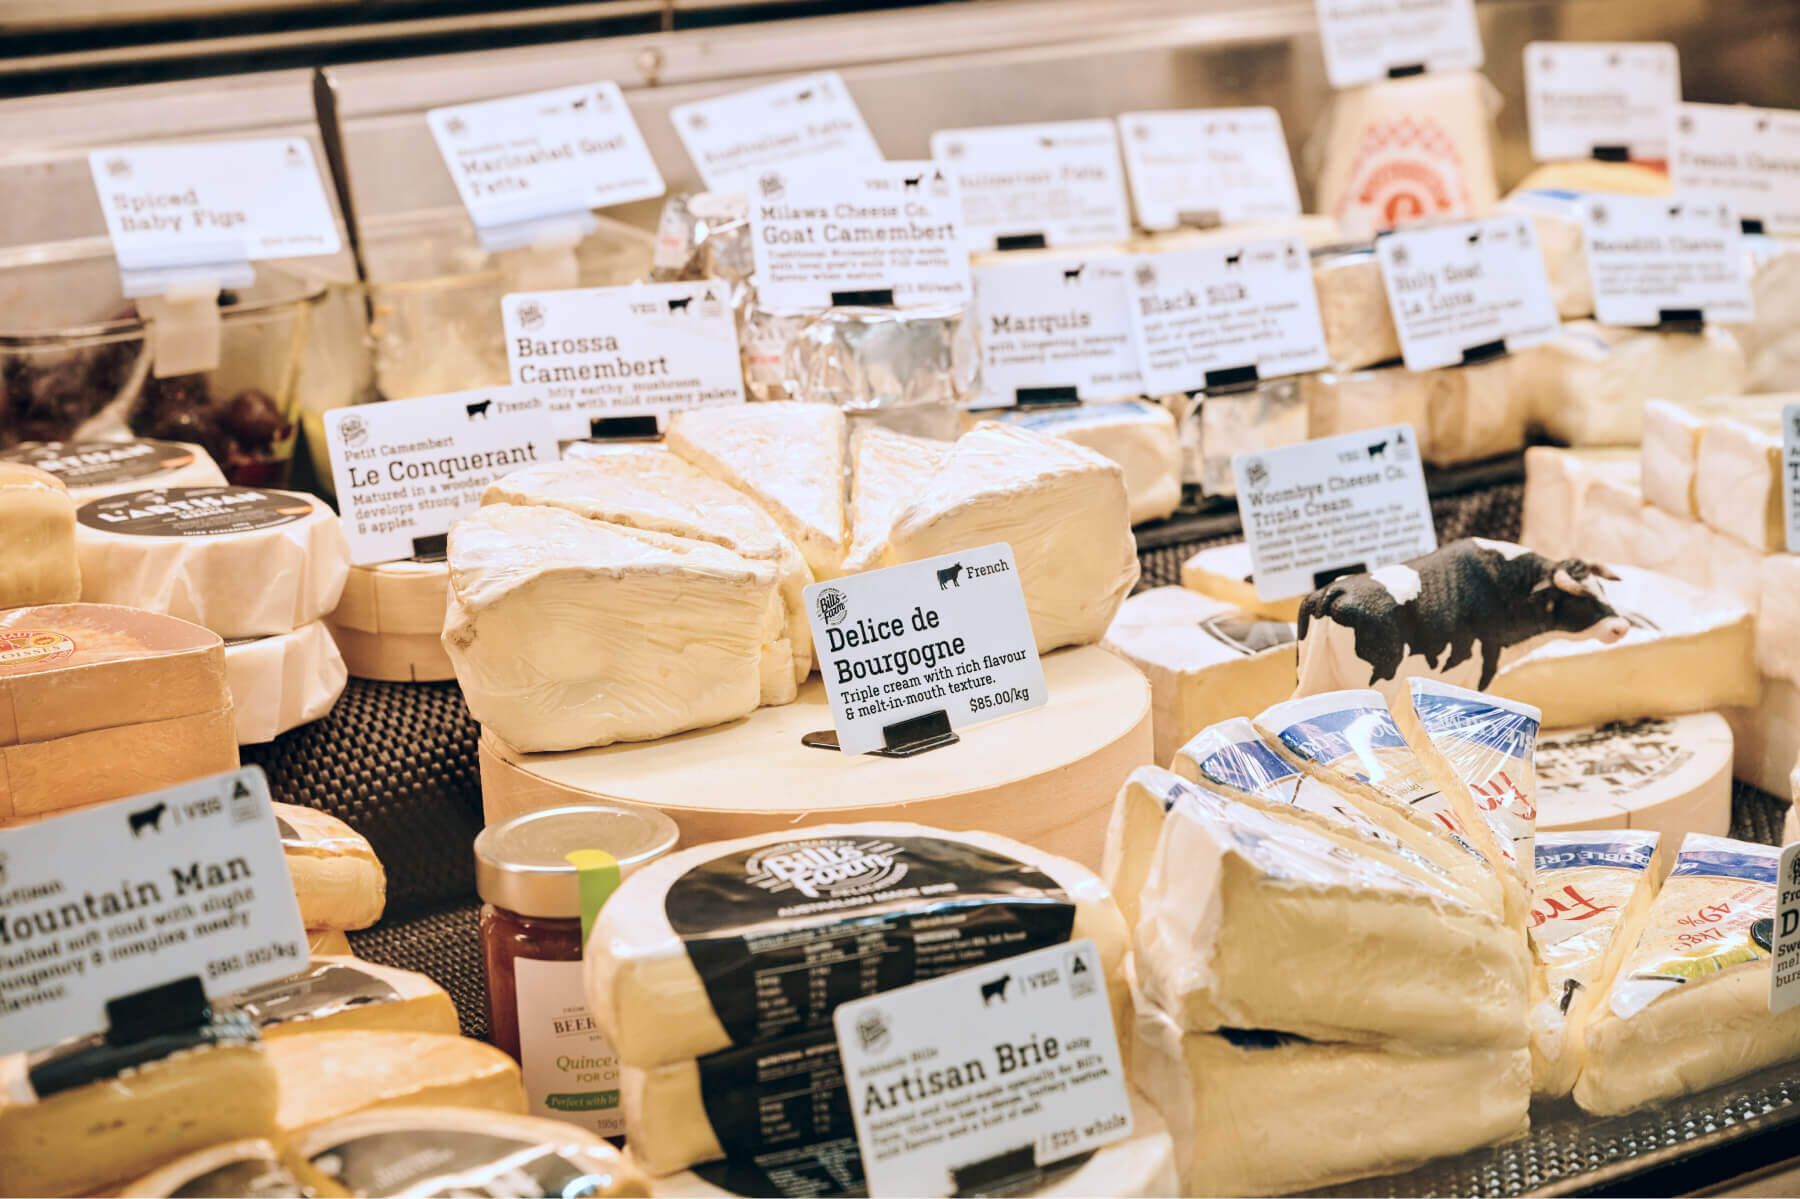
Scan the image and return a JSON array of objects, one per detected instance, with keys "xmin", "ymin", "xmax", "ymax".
[
  {"xmin": 1580, "ymin": 195, "xmax": 1753, "ymax": 327},
  {"xmin": 0, "ymin": 767, "xmax": 306, "ymax": 1055},
  {"xmin": 1127, "ymin": 236, "xmax": 1330, "ymax": 395},
  {"xmin": 930, "ymin": 121, "xmax": 1132, "ymax": 252},
  {"xmin": 1773, "ymin": 844, "xmax": 1800, "ymax": 1014},
  {"xmin": 805, "ymin": 544, "xmax": 1046, "ymax": 757},
  {"xmin": 1233, "ymin": 423, "xmax": 1436, "ymax": 602},
  {"xmin": 1524, "ymin": 42, "xmax": 1680, "ymax": 164},
  {"xmin": 325, "ymin": 387, "xmax": 558, "ymax": 566},
  {"xmin": 502, "ymin": 282, "xmax": 745, "ymax": 437},
  {"xmin": 971, "ymin": 255, "xmax": 1142, "ymax": 406},
  {"xmin": 1116, "ymin": 108, "xmax": 1302, "ymax": 232},
  {"xmin": 1783, "ymin": 403, "xmax": 1800, "ymax": 554},
  {"xmin": 1376, "ymin": 218, "xmax": 1560, "ymax": 370},
  {"xmin": 1315, "ymin": 0, "xmax": 1483, "ymax": 89},
  {"xmin": 1672, "ymin": 103, "xmax": 1800, "ymax": 235},
  {"xmin": 834, "ymin": 938, "xmax": 1131, "ymax": 1198},
  {"xmin": 673, "ymin": 71, "xmax": 881, "ymax": 193},
  {"xmin": 749, "ymin": 161, "xmax": 969, "ymax": 309}
]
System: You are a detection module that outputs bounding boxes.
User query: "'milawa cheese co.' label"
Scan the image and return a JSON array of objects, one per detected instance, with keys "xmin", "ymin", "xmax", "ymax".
[{"xmin": 673, "ymin": 71, "xmax": 881, "ymax": 193}]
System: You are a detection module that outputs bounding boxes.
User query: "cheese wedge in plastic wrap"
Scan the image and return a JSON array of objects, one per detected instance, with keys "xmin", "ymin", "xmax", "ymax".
[
  {"xmin": 1575, "ymin": 836, "xmax": 1799, "ymax": 1115},
  {"xmin": 665, "ymin": 402, "xmax": 848, "ymax": 580},
  {"xmin": 888, "ymin": 422, "xmax": 1139, "ymax": 654},
  {"xmin": 1527, "ymin": 830, "xmax": 1659, "ymax": 1099},
  {"xmin": 841, "ymin": 422, "xmax": 951, "ymax": 574},
  {"xmin": 1179, "ymin": 541, "xmax": 1301, "ymax": 622},
  {"xmin": 484, "ymin": 449, "xmax": 813, "ymax": 703},
  {"xmin": 1133, "ymin": 768, "xmax": 1524, "ymax": 1047},
  {"xmin": 992, "ymin": 400, "xmax": 1182, "ymax": 525},
  {"xmin": 1513, "ymin": 321, "xmax": 1746, "ymax": 446},
  {"xmin": 276, "ymin": 803, "xmax": 386, "ymax": 932},
  {"xmin": 267, "ymin": 1030, "xmax": 525, "ymax": 1139},
  {"xmin": 224, "ymin": 957, "xmax": 458, "ymax": 1039},
  {"xmin": 0, "ymin": 462, "xmax": 80, "ymax": 609}
]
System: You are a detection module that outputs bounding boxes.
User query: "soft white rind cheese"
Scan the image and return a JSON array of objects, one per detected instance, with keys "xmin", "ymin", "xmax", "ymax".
[
  {"xmin": 1641, "ymin": 400, "xmax": 1708, "ymax": 518},
  {"xmin": 223, "ymin": 622, "xmax": 346, "ymax": 745},
  {"xmin": 841, "ymin": 422, "xmax": 952, "ymax": 574},
  {"xmin": 994, "ymin": 401, "xmax": 1181, "ymax": 525},
  {"xmin": 1304, "ymin": 357, "xmax": 1523, "ymax": 468},
  {"xmin": 277, "ymin": 802, "xmax": 386, "ymax": 931}
]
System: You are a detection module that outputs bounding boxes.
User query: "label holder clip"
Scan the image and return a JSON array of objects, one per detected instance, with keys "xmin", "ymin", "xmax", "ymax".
[{"xmin": 801, "ymin": 708, "xmax": 961, "ymax": 758}]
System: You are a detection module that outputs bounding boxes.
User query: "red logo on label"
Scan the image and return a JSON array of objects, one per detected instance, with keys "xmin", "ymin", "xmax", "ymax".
[{"xmin": 1530, "ymin": 883, "xmax": 1616, "ymax": 928}]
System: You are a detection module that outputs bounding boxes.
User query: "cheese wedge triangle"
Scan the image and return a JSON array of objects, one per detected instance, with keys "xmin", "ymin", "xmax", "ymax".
[{"xmin": 842, "ymin": 423, "xmax": 951, "ymax": 575}]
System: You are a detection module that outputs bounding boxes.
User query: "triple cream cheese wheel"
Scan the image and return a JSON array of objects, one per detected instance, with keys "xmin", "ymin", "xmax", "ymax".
[
  {"xmin": 224, "ymin": 621, "xmax": 347, "ymax": 744},
  {"xmin": 1534, "ymin": 714, "xmax": 1733, "ymax": 854},
  {"xmin": 0, "ymin": 438, "xmax": 225, "ymax": 501}
]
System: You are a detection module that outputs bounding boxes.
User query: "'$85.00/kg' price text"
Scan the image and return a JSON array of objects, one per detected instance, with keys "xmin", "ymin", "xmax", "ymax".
[
  {"xmin": 968, "ymin": 686, "xmax": 1031, "ymax": 714},
  {"xmin": 207, "ymin": 939, "xmax": 300, "ymax": 981}
]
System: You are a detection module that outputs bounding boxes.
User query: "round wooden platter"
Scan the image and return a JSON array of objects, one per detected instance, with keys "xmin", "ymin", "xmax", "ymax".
[{"xmin": 478, "ymin": 645, "xmax": 1153, "ymax": 870}]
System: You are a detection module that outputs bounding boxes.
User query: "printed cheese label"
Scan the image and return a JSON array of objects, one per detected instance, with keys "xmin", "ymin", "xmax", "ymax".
[
  {"xmin": 1524, "ymin": 42, "xmax": 1681, "ymax": 164},
  {"xmin": 1782, "ymin": 403, "xmax": 1800, "ymax": 555},
  {"xmin": 1580, "ymin": 194, "xmax": 1753, "ymax": 327},
  {"xmin": 1116, "ymin": 108, "xmax": 1302, "ymax": 231},
  {"xmin": 0, "ymin": 439, "xmax": 205, "ymax": 489},
  {"xmin": 0, "ymin": 767, "xmax": 307, "ymax": 1055},
  {"xmin": 930, "ymin": 121, "xmax": 1132, "ymax": 252},
  {"xmin": 694, "ymin": 1026, "xmax": 863, "ymax": 1195},
  {"xmin": 1331, "ymin": 108, "xmax": 1483, "ymax": 238},
  {"xmin": 1377, "ymin": 218, "xmax": 1561, "ymax": 370},
  {"xmin": 971, "ymin": 255, "xmax": 1143, "ymax": 406},
  {"xmin": 1672, "ymin": 103, "xmax": 1800, "ymax": 235},
  {"xmin": 1773, "ymin": 843, "xmax": 1800, "ymax": 1014},
  {"xmin": 76, "ymin": 485, "xmax": 314, "ymax": 537},
  {"xmin": 1183, "ymin": 722, "xmax": 1302, "ymax": 802},
  {"xmin": 673, "ymin": 71, "xmax": 882, "ymax": 193},
  {"xmin": 0, "ymin": 631, "xmax": 75, "ymax": 669},
  {"xmin": 514, "ymin": 956, "xmax": 622, "ymax": 1135},
  {"xmin": 835, "ymin": 938, "xmax": 1132, "ymax": 1198},
  {"xmin": 1530, "ymin": 837, "xmax": 1653, "ymax": 955},
  {"xmin": 1315, "ymin": 0, "xmax": 1483, "ymax": 89},
  {"xmin": 1411, "ymin": 681, "xmax": 1540, "ymax": 876}
]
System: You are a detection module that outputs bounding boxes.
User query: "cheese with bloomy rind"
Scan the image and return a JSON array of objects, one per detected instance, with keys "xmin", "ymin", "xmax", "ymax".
[
  {"xmin": 268, "ymin": 1031, "xmax": 525, "ymax": 1139},
  {"xmin": 665, "ymin": 402, "xmax": 848, "ymax": 580},
  {"xmin": 888, "ymin": 422, "xmax": 1139, "ymax": 654},
  {"xmin": 442, "ymin": 504, "xmax": 781, "ymax": 752},
  {"xmin": 1527, "ymin": 830, "xmax": 1659, "ymax": 1099},
  {"xmin": 1178, "ymin": 541, "xmax": 1300, "ymax": 621},
  {"xmin": 1534, "ymin": 715, "xmax": 1733, "ymax": 848},
  {"xmin": 1695, "ymin": 411, "xmax": 1787, "ymax": 552},
  {"xmin": 0, "ymin": 463, "xmax": 80, "ymax": 609},
  {"xmin": 1133, "ymin": 768, "xmax": 1524, "ymax": 1047},
  {"xmin": 583, "ymin": 822, "xmax": 1127, "ymax": 1069},
  {"xmin": 992, "ymin": 400, "xmax": 1181, "ymax": 525},
  {"xmin": 842, "ymin": 422, "xmax": 951, "ymax": 575},
  {"xmin": 1520, "ymin": 445, "xmax": 1639, "ymax": 562},
  {"xmin": 226, "ymin": 957, "xmax": 457, "ymax": 1040},
  {"xmin": 1575, "ymin": 836, "xmax": 1800, "ymax": 1115},
  {"xmin": 1304, "ymin": 357, "xmax": 1524, "ymax": 467},
  {"xmin": 224, "ymin": 622, "xmax": 346, "ymax": 745},
  {"xmin": 1513, "ymin": 321, "xmax": 1747, "ymax": 446},
  {"xmin": 276, "ymin": 803, "xmax": 386, "ymax": 931}
]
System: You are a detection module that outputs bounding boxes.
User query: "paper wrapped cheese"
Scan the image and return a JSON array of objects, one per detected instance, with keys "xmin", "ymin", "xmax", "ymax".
[
  {"xmin": 0, "ymin": 438, "xmax": 225, "ymax": 501},
  {"xmin": 224, "ymin": 622, "xmax": 346, "ymax": 745}
]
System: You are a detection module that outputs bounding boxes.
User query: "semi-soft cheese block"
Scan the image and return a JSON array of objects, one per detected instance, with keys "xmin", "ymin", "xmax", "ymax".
[
  {"xmin": 1757, "ymin": 555, "xmax": 1800, "ymax": 688},
  {"xmin": 1100, "ymin": 587, "xmax": 1296, "ymax": 766},
  {"xmin": 1514, "ymin": 321, "xmax": 1746, "ymax": 446},
  {"xmin": 0, "ymin": 438, "xmax": 226, "ymax": 502},
  {"xmin": 1179, "ymin": 541, "xmax": 1300, "ymax": 621},
  {"xmin": 1641, "ymin": 399, "xmax": 1709, "ymax": 517},
  {"xmin": 1575, "ymin": 836, "xmax": 1800, "ymax": 1115},
  {"xmin": 665, "ymin": 402, "xmax": 848, "ymax": 580},
  {"xmin": 1534, "ymin": 715, "xmax": 1733, "ymax": 846},
  {"xmin": 1520, "ymin": 446, "xmax": 1639, "ymax": 561},
  {"xmin": 0, "ymin": 463, "xmax": 80, "ymax": 609},
  {"xmin": 841, "ymin": 422, "xmax": 951, "ymax": 574},
  {"xmin": 993, "ymin": 401, "xmax": 1182, "ymax": 525},
  {"xmin": 76, "ymin": 486, "xmax": 352, "ymax": 638},
  {"xmin": 1695, "ymin": 411, "xmax": 1786, "ymax": 552},
  {"xmin": 1312, "ymin": 245, "xmax": 1401, "ymax": 371},
  {"xmin": 277, "ymin": 803, "xmax": 386, "ymax": 931},
  {"xmin": 1185, "ymin": 377, "xmax": 1309, "ymax": 497},
  {"xmin": 1304, "ymin": 356, "xmax": 1523, "ymax": 467},
  {"xmin": 226, "ymin": 957, "xmax": 457, "ymax": 1039},
  {"xmin": 888, "ymin": 422, "xmax": 1139, "ymax": 654},
  {"xmin": 224, "ymin": 621, "xmax": 346, "ymax": 745},
  {"xmin": 442, "ymin": 504, "xmax": 780, "ymax": 752},
  {"xmin": 1568, "ymin": 473, "xmax": 1644, "ymax": 568},
  {"xmin": 268, "ymin": 1031, "xmax": 525, "ymax": 1139},
  {"xmin": 1527, "ymin": 830, "xmax": 1659, "ymax": 1098},
  {"xmin": 1727, "ymin": 678, "xmax": 1800, "ymax": 803},
  {"xmin": 1739, "ymin": 234, "xmax": 1800, "ymax": 393},
  {"xmin": 0, "ymin": 708, "xmax": 239, "ymax": 822},
  {"xmin": 584, "ymin": 822, "xmax": 1127, "ymax": 1068},
  {"xmin": 1133, "ymin": 768, "xmax": 1524, "ymax": 1047}
]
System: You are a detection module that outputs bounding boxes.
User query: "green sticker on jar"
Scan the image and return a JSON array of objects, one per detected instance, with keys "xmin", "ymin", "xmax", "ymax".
[{"xmin": 566, "ymin": 848, "xmax": 620, "ymax": 947}]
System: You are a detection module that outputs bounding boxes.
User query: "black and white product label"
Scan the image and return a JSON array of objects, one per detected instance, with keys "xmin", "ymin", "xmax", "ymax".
[
  {"xmin": 929, "ymin": 121, "xmax": 1132, "ymax": 252},
  {"xmin": 1672, "ymin": 102, "xmax": 1800, "ymax": 235},
  {"xmin": 805, "ymin": 544, "xmax": 1047, "ymax": 756},
  {"xmin": 1376, "ymin": 218, "xmax": 1561, "ymax": 371},
  {"xmin": 1116, "ymin": 107, "xmax": 1302, "ymax": 232},
  {"xmin": 1315, "ymin": 0, "xmax": 1483, "ymax": 89},
  {"xmin": 1524, "ymin": 42, "xmax": 1681, "ymax": 163},
  {"xmin": 695, "ymin": 1028, "xmax": 865, "ymax": 1198},
  {"xmin": 323, "ymin": 387, "xmax": 558, "ymax": 566},
  {"xmin": 1783, "ymin": 402, "xmax": 1800, "ymax": 554},
  {"xmin": 0, "ymin": 767, "xmax": 306, "ymax": 1056},
  {"xmin": 502, "ymin": 281, "xmax": 745, "ymax": 437},
  {"xmin": 0, "ymin": 439, "xmax": 204, "ymax": 489},
  {"xmin": 748, "ymin": 161, "xmax": 970, "ymax": 310},
  {"xmin": 76, "ymin": 485, "xmax": 313, "ymax": 537},
  {"xmin": 153, "ymin": 1153, "xmax": 303, "ymax": 1197},
  {"xmin": 834, "ymin": 938, "xmax": 1131, "ymax": 1198},
  {"xmin": 307, "ymin": 1129, "xmax": 608, "ymax": 1196},
  {"xmin": 1772, "ymin": 844, "xmax": 1800, "ymax": 1015},
  {"xmin": 224, "ymin": 962, "xmax": 400, "ymax": 1031},
  {"xmin": 971, "ymin": 256, "xmax": 1141, "ymax": 405},
  {"xmin": 1233, "ymin": 423, "xmax": 1437, "ymax": 602},
  {"xmin": 1580, "ymin": 195, "xmax": 1753, "ymax": 327},
  {"xmin": 426, "ymin": 82, "xmax": 664, "ymax": 238},
  {"xmin": 672, "ymin": 71, "xmax": 882, "ymax": 193},
  {"xmin": 662, "ymin": 833, "xmax": 1076, "ymax": 1049},
  {"xmin": 1127, "ymin": 236, "xmax": 1330, "ymax": 396}
]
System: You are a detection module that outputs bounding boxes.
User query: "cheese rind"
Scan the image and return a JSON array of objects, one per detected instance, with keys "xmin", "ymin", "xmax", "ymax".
[
  {"xmin": 1695, "ymin": 414, "xmax": 1786, "ymax": 552},
  {"xmin": 1641, "ymin": 400, "xmax": 1708, "ymax": 517},
  {"xmin": 224, "ymin": 622, "xmax": 347, "ymax": 745},
  {"xmin": 1178, "ymin": 541, "xmax": 1300, "ymax": 621},
  {"xmin": 993, "ymin": 401, "xmax": 1181, "ymax": 525},
  {"xmin": 0, "ymin": 463, "xmax": 80, "ymax": 609},
  {"xmin": 267, "ymin": 1031, "xmax": 525, "ymax": 1138},
  {"xmin": 277, "ymin": 803, "xmax": 386, "ymax": 931},
  {"xmin": 842, "ymin": 422, "xmax": 951, "ymax": 574}
]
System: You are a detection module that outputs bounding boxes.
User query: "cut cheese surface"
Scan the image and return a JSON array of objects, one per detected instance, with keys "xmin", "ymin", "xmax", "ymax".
[
  {"xmin": 0, "ymin": 438, "xmax": 226, "ymax": 502},
  {"xmin": 1178, "ymin": 541, "xmax": 1300, "ymax": 622},
  {"xmin": 1514, "ymin": 321, "xmax": 1746, "ymax": 446},
  {"xmin": 1758, "ymin": 555, "xmax": 1800, "ymax": 688},
  {"xmin": 888, "ymin": 422, "xmax": 1139, "ymax": 654},
  {"xmin": 1519, "ymin": 445, "xmax": 1639, "ymax": 562},
  {"xmin": 0, "ymin": 462, "xmax": 80, "ymax": 609},
  {"xmin": 267, "ymin": 1031, "xmax": 525, "ymax": 1139},
  {"xmin": 665, "ymin": 402, "xmax": 847, "ymax": 580},
  {"xmin": 226, "ymin": 957, "xmax": 457, "ymax": 1039},
  {"xmin": 842, "ymin": 422, "xmax": 951, "ymax": 574},
  {"xmin": 1534, "ymin": 714, "xmax": 1733, "ymax": 848},
  {"xmin": 1641, "ymin": 399, "xmax": 1708, "ymax": 518},
  {"xmin": 224, "ymin": 622, "xmax": 346, "ymax": 745},
  {"xmin": 992, "ymin": 401, "xmax": 1181, "ymax": 525},
  {"xmin": 443, "ymin": 504, "xmax": 780, "ymax": 752},
  {"xmin": 277, "ymin": 803, "xmax": 386, "ymax": 931},
  {"xmin": 1727, "ymin": 677, "xmax": 1800, "ymax": 798},
  {"xmin": 1696, "ymin": 412, "xmax": 1786, "ymax": 552},
  {"xmin": 1312, "ymin": 246, "xmax": 1401, "ymax": 372}
]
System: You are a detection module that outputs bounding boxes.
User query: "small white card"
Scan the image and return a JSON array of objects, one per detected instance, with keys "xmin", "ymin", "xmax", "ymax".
[
  {"xmin": 426, "ymin": 82, "xmax": 664, "ymax": 240},
  {"xmin": 1376, "ymin": 218, "xmax": 1560, "ymax": 371},
  {"xmin": 0, "ymin": 768, "xmax": 306, "ymax": 1055},
  {"xmin": 1234, "ymin": 424, "xmax": 1437, "ymax": 602},
  {"xmin": 87, "ymin": 139, "xmax": 340, "ymax": 273},
  {"xmin": 1771, "ymin": 844, "xmax": 1800, "ymax": 1015},
  {"xmin": 748, "ymin": 161, "xmax": 970, "ymax": 310},
  {"xmin": 1127, "ymin": 236, "xmax": 1330, "ymax": 396},
  {"xmin": 834, "ymin": 938, "xmax": 1131, "ymax": 1197},
  {"xmin": 1672, "ymin": 102, "xmax": 1800, "ymax": 235},
  {"xmin": 1524, "ymin": 42, "xmax": 1680, "ymax": 164},
  {"xmin": 1782, "ymin": 403, "xmax": 1800, "ymax": 554},
  {"xmin": 502, "ymin": 281, "xmax": 745, "ymax": 438},
  {"xmin": 1315, "ymin": 0, "xmax": 1483, "ymax": 89},
  {"xmin": 971, "ymin": 255, "xmax": 1142, "ymax": 406},
  {"xmin": 325, "ymin": 387, "xmax": 560, "ymax": 566},
  {"xmin": 930, "ymin": 121, "xmax": 1132, "ymax": 252},
  {"xmin": 805, "ymin": 544, "xmax": 1046, "ymax": 757},
  {"xmin": 1116, "ymin": 108, "xmax": 1302, "ymax": 232},
  {"xmin": 673, "ymin": 71, "xmax": 882, "ymax": 193},
  {"xmin": 1581, "ymin": 195, "xmax": 1753, "ymax": 327}
]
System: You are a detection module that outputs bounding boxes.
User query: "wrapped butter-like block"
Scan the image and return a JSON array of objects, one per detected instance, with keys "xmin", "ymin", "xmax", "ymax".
[
  {"xmin": 1514, "ymin": 321, "xmax": 1747, "ymax": 446},
  {"xmin": 1303, "ymin": 356, "xmax": 1523, "ymax": 467},
  {"xmin": 1519, "ymin": 445, "xmax": 1639, "ymax": 561},
  {"xmin": 782, "ymin": 304, "xmax": 977, "ymax": 441},
  {"xmin": 994, "ymin": 400, "xmax": 1181, "ymax": 524},
  {"xmin": 1312, "ymin": 244, "xmax": 1400, "ymax": 371},
  {"xmin": 1695, "ymin": 410, "xmax": 1787, "ymax": 551},
  {"xmin": 1187, "ymin": 378, "xmax": 1307, "ymax": 497},
  {"xmin": 224, "ymin": 621, "xmax": 346, "ymax": 745}
]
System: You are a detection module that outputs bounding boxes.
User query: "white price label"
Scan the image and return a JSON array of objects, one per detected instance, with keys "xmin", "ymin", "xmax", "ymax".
[
  {"xmin": 834, "ymin": 939, "xmax": 1131, "ymax": 1197},
  {"xmin": 971, "ymin": 255, "xmax": 1142, "ymax": 406},
  {"xmin": 748, "ymin": 162, "xmax": 969, "ymax": 310},
  {"xmin": 1772, "ymin": 844, "xmax": 1800, "ymax": 1015},
  {"xmin": 1116, "ymin": 108, "xmax": 1301, "ymax": 232},
  {"xmin": 325, "ymin": 387, "xmax": 559, "ymax": 566},
  {"xmin": 1234, "ymin": 424, "xmax": 1437, "ymax": 602},
  {"xmin": 1376, "ymin": 218, "xmax": 1560, "ymax": 371},
  {"xmin": 805, "ymin": 544, "xmax": 1046, "ymax": 757},
  {"xmin": 1127, "ymin": 236, "xmax": 1330, "ymax": 396},
  {"xmin": 930, "ymin": 121, "xmax": 1132, "ymax": 252},
  {"xmin": 426, "ymin": 83, "xmax": 664, "ymax": 237},
  {"xmin": 1672, "ymin": 103, "xmax": 1800, "ymax": 235},
  {"xmin": 1580, "ymin": 195, "xmax": 1753, "ymax": 327},
  {"xmin": 1783, "ymin": 403, "xmax": 1800, "ymax": 555},
  {"xmin": 673, "ymin": 71, "xmax": 881, "ymax": 193},
  {"xmin": 0, "ymin": 768, "xmax": 306, "ymax": 1055},
  {"xmin": 1315, "ymin": 0, "xmax": 1483, "ymax": 89},
  {"xmin": 1524, "ymin": 42, "xmax": 1680, "ymax": 164},
  {"xmin": 503, "ymin": 281, "xmax": 745, "ymax": 438},
  {"xmin": 87, "ymin": 139, "xmax": 340, "ymax": 273}
]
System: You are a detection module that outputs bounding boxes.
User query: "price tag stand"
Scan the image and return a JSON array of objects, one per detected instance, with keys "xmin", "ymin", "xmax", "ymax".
[
  {"xmin": 27, "ymin": 976, "xmax": 241, "ymax": 1099},
  {"xmin": 801, "ymin": 708, "xmax": 960, "ymax": 757}
]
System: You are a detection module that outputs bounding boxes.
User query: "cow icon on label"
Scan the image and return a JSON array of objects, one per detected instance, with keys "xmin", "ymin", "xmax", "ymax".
[
  {"xmin": 465, "ymin": 399, "xmax": 493, "ymax": 419},
  {"xmin": 129, "ymin": 802, "xmax": 168, "ymax": 837},
  {"xmin": 1367, "ymin": 440, "xmax": 1388, "ymax": 460},
  {"xmin": 667, "ymin": 297, "xmax": 692, "ymax": 313},
  {"xmin": 981, "ymin": 974, "xmax": 1012, "ymax": 1005},
  {"xmin": 938, "ymin": 563, "xmax": 964, "ymax": 589}
]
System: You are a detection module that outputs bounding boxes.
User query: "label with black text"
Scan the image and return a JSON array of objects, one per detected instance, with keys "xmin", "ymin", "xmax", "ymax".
[
  {"xmin": 672, "ymin": 72, "xmax": 881, "ymax": 193},
  {"xmin": 1580, "ymin": 195, "xmax": 1753, "ymax": 327},
  {"xmin": 1782, "ymin": 403, "xmax": 1800, "ymax": 555},
  {"xmin": 1772, "ymin": 844, "xmax": 1800, "ymax": 1015},
  {"xmin": 1315, "ymin": 0, "xmax": 1483, "ymax": 89},
  {"xmin": 1525, "ymin": 42, "xmax": 1680, "ymax": 163},
  {"xmin": 1672, "ymin": 103, "xmax": 1800, "ymax": 235},
  {"xmin": 930, "ymin": 121, "xmax": 1132, "ymax": 252},
  {"xmin": 1377, "ymin": 218, "xmax": 1560, "ymax": 370},
  {"xmin": 971, "ymin": 255, "xmax": 1141, "ymax": 406},
  {"xmin": 1116, "ymin": 108, "xmax": 1301, "ymax": 232}
]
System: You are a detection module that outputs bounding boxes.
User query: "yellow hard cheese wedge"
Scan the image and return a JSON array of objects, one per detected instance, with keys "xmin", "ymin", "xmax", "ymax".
[
  {"xmin": 268, "ymin": 1031, "xmax": 524, "ymax": 1139},
  {"xmin": 227, "ymin": 957, "xmax": 457, "ymax": 1039}
]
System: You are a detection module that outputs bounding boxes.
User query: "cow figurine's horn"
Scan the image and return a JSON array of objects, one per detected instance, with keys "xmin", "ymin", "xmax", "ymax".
[
  {"xmin": 1588, "ymin": 563, "xmax": 1621, "ymax": 580},
  {"xmin": 1552, "ymin": 567, "xmax": 1585, "ymax": 595}
]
